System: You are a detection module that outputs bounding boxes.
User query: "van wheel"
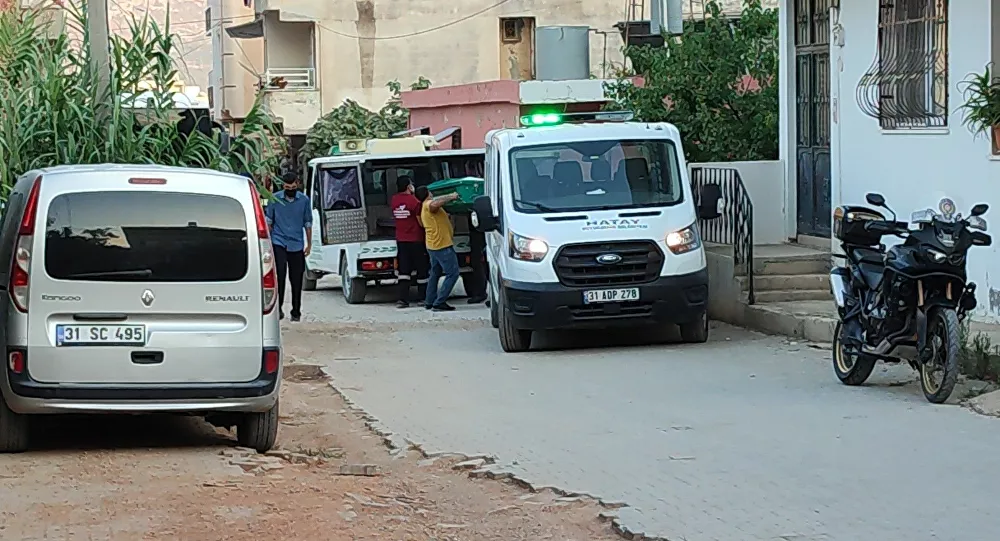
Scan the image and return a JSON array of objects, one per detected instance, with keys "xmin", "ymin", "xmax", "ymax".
[
  {"xmin": 236, "ymin": 402, "xmax": 279, "ymax": 453},
  {"xmin": 679, "ymin": 311, "xmax": 709, "ymax": 343},
  {"xmin": 303, "ymin": 269, "xmax": 319, "ymax": 291},
  {"xmin": 498, "ymin": 299, "xmax": 531, "ymax": 352},
  {"xmin": 340, "ymin": 259, "xmax": 366, "ymax": 304},
  {"xmin": 0, "ymin": 393, "xmax": 29, "ymax": 453}
]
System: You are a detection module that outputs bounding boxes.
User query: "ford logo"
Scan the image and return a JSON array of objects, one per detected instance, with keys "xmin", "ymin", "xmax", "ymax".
[{"xmin": 596, "ymin": 253, "xmax": 622, "ymax": 265}]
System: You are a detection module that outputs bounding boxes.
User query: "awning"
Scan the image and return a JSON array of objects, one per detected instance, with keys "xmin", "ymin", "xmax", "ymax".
[{"xmin": 225, "ymin": 17, "xmax": 263, "ymax": 39}]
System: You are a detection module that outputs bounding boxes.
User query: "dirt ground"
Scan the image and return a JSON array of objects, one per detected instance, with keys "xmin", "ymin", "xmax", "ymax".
[{"xmin": 0, "ymin": 353, "xmax": 621, "ymax": 540}]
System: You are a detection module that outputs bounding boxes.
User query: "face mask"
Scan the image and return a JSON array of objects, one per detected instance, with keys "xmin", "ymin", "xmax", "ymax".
[{"xmin": 284, "ymin": 188, "xmax": 297, "ymax": 198}]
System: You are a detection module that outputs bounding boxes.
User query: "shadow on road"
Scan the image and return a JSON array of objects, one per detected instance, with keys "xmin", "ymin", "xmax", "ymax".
[{"xmin": 26, "ymin": 413, "xmax": 233, "ymax": 452}]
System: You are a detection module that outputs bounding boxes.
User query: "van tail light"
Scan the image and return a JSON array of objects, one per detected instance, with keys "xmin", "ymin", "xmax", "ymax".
[
  {"xmin": 249, "ymin": 181, "xmax": 278, "ymax": 314},
  {"xmin": 263, "ymin": 348, "xmax": 280, "ymax": 375},
  {"xmin": 10, "ymin": 178, "xmax": 41, "ymax": 313},
  {"xmin": 7, "ymin": 349, "xmax": 25, "ymax": 375}
]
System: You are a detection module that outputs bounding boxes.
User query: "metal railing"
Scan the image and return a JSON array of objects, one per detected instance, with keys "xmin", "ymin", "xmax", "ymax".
[
  {"xmin": 690, "ymin": 166, "xmax": 755, "ymax": 304},
  {"xmin": 264, "ymin": 68, "xmax": 316, "ymax": 90}
]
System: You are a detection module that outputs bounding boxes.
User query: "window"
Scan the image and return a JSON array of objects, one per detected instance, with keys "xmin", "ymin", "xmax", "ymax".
[
  {"xmin": 508, "ymin": 140, "xmax": 684, "ymax": 214},
  {"xmin": 858, "ymin": 0, "xmax": 949, "ymax": 129},
  {"xmin": 204, "ymin": 8, "xmax": 211, "ymax": 34},
  {"xmin": 44, "ymin": 192, "xmax": 248, "ymax": 282},
  {"xmin": 320, "ymin": 167, "xmax": 362, "ymax": 211}
]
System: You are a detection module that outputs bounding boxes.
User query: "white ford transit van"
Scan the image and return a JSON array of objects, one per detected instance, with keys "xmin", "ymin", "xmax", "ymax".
[
  {"xmin": 472, "ymin": 112, "xmax": 722, "ymax": 352},
  {"xmin": 0, "ymin": 165, "xmax": 282, "ymax": 452}
]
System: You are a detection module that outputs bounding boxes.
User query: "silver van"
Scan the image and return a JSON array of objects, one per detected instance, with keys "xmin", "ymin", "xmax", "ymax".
[{"xmin": 0, "ymin": 165, "xmax": 282, "ymax": 452}]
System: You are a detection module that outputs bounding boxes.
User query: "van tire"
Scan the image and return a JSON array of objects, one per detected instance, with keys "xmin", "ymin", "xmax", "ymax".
[
  {"xmin": 0, "ymin": 394, "xmax": 29, "ymax": 453},
  {"xmin": 679, "ymin": 311, "xmax": 710, "ymax": 343},
  {"xmin": 498, "ymin": 302, "xmax": 532, "ymax": 352},
  {"xmin": 340, "ymin": 259, "xmax": 366, "ymax": 304},
  {"xmin": 236, "ymin": 402, "xmax": 279, "ymax": 453},
  {"xmin": 303, "ymin": 269, "xmax": 319, "ymax": 291}
]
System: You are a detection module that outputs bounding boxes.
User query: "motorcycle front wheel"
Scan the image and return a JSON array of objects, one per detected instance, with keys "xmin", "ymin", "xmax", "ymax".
[
  {"xmin": 920, "ymin": 307, "xmax": 960, "ymax": 404},
  {"xmin": 832, "ymin": 321, "xmax": 877, "ymax": 386}
]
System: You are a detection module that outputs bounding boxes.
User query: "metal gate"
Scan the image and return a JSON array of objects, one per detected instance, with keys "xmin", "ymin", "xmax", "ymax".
[{"xmin": 795, "ymin": 0, "xmax": 832, "ymax": 238}]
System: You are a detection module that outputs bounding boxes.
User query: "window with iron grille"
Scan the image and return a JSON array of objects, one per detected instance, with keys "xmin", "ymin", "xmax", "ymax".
[{"xmin": 857, "ymin": 0, "xmax": 949, "ymax": 130}]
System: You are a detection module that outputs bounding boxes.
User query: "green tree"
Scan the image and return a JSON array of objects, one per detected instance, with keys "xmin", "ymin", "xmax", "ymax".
[
  {"xmin": 605, "ymin": 0, "xmax": 779, "ymax": 163},
  {"xmin": 301, "ymin": 77, "xmax": 431, "ymax": 162},
  {"xmin": 0, "ymin": 2, "xmax": 281, "ymax": 198}
]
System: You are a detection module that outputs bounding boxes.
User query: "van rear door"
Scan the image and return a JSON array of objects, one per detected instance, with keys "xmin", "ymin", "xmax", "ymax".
[{"xmin": 26, "ymin": 174, "xmax": 264, "ymax": 385}]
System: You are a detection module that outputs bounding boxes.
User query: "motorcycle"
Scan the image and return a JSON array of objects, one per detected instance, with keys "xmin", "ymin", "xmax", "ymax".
[{"xmin": 829, "ymin": 194, "xmax": 992, "ymax": 403}]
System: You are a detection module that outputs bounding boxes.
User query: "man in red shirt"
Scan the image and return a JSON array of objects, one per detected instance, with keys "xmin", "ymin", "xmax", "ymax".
[{"xmin": 392, "ymin": 176, "xmax": 429, "ymax": 307}]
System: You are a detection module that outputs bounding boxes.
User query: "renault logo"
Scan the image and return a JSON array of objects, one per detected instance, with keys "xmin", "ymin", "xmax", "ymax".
[
  {"xmin": 140, "ymin": 289, "xmax": 155, "ymax": 307},
  {"xmin": 596, "ymin": 253, "xmax": 622, "ymax": 265}
]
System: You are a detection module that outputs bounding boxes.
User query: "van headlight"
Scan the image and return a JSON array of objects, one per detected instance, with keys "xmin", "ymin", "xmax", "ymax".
[
  {"xmin": 666, "ymin": 224, "xmax": 701, "ymax": 254},
  {"xmin": 509, "ymin": 231, "xmax": 549, "ymax": 262}
]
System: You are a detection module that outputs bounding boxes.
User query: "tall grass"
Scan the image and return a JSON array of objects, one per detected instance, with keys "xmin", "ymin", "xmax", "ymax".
[{"xmin": 0, "ymin": 2, "xmax": 279, "ymax": 199}]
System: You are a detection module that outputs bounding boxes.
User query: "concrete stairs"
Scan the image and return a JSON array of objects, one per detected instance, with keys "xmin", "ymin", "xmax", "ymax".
[
  {"xmin": 706, "ymin": 242, "xmax": 839, "ymax": 343},
  {"xmin": 737, "ymin": 244, "xmax": 833, "ymax": 303}
]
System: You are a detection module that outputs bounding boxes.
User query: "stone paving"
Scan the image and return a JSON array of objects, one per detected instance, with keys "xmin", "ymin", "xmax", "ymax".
[{"xmin": 300, "ymin": 280, "xmax": 1000, "ymax": 541}]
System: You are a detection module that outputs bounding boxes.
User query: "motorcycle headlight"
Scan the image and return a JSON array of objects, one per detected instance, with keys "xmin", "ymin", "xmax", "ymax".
[
  {"xmin": 666, "ymin": 224, "xmax": 701, "ymax": 255},
  {"xmin": 927, "ymin": 248, "xmax": 947, "ymax": 263},
  {"xmin": 508, "ymin": 231, "xmax": 549, "ymax": 262}
]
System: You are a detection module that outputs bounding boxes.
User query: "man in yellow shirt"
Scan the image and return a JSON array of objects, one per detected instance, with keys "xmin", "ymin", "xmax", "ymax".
[{"xmin": 419, "ymin": 187, "xmax": 461, "ymax": 311}]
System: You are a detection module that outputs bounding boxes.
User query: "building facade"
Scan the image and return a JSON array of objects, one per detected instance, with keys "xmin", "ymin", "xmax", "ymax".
[
  {"xmin": 207, "ymin": 0, "xmax": 264, "ymax": 132},
  {"xmin": 217, "ymin": 0, "xmax": 766, "ymax": 136},
  {"xmin": 776, "ymin": 0, "xmax": 1000, "ymax": 322}
]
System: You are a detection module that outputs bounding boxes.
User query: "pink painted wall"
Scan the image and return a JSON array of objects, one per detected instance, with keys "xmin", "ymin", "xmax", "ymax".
[{"xmin": 402, "ymin": 81, "xmax": 522, "ymax": 149}]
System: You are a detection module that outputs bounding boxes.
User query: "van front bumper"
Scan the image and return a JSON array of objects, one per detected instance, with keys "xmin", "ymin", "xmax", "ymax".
[{"xmin": 500, "ymin": 269, "xmax": 708, "ymax": 331}]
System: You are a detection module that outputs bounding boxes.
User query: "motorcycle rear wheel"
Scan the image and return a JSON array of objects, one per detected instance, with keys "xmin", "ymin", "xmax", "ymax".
[
  {"xmin": 919, "ymin": 307, "xmax": 960, "ymax": 404},
  {"xmin": 832, "ymin": 321, "xmax": 877, "ymax": 386}
]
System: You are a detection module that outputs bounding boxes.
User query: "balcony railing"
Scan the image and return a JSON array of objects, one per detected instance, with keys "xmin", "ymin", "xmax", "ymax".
[{"xmin": 264, "ymin": 68, "xmax": 315, "ymax": 90}]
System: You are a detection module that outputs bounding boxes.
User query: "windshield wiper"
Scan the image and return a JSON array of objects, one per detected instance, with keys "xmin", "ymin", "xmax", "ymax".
[
  {"xmin": 514, "ymin": 200, "xmax": 557, "ymax": 212},
  {"xmin": 65, "ymin": 269, "xmax": 154, "ymax": 279}
]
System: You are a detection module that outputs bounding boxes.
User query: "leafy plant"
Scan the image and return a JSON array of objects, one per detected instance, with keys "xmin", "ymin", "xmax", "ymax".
[
  {"xmin": 958, "ymin": 64, "xmax": 1000, "ymax": 141},
  {"xmin": 604, "ymin": 0, "xmax": 779, "ymax": 163},
  {"xmin": 301, "ymin": 77, "xmax": 431, "ymax": 162},
  {"xmin": 0, "ymin": 1, "xmax": 280, "ymax": 199}
]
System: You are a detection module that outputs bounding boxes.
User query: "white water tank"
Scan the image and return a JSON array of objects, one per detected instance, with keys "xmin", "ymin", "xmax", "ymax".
[{"xmin": 534, "ymin": 25, "xmax": 591, "ymax": 81}]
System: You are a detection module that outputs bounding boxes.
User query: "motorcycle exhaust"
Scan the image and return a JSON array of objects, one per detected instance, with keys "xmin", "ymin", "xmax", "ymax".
[{"xmin": 829, "ymin": 271, "xmax": 847, "ymax": 308}]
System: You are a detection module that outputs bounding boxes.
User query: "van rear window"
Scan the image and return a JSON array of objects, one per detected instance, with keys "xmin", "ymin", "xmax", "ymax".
[{"xmin": 44, "ymin": 191, "xmax": 249, "ymax": 282}]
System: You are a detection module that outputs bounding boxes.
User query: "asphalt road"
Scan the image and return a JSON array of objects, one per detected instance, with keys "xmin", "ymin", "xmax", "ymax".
[{"xmin": 301, "ymin": 278, "xmax": 1000, "ymax": 541}]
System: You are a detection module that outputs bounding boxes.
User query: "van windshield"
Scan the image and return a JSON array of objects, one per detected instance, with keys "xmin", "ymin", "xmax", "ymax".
[
  {"xmin": 508, "ymin": 139, "xmax": 683, "ymax": 214},
  {"xmin": 44, "ymin": 191, "xmax": 249, "ymax": 282}
]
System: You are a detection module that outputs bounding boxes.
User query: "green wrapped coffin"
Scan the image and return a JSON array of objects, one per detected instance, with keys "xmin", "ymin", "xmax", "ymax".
[{"xmin": 427, "ymin": 177, "xmax": 484, "ymax": 213}]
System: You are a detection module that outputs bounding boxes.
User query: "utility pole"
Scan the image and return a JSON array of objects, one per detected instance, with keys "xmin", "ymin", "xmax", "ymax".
[{"xmin": 86, "ymin": 0, "xmax": 112, "ymax": 103}]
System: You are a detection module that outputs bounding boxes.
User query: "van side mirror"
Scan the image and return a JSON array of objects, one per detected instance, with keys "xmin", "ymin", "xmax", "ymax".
[
  {"xmin": 471, "ymin": 196, "xmax": 498, "ymax": 232},
  {"xmin": 697, "ymin": 184, "xmax": 722, "ymax": 220}
]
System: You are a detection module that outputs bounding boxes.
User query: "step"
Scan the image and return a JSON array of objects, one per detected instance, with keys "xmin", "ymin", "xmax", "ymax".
[
  {"xmin": 737, "ymin": 273, "xmax": 830, "ymax": 292},
  {"xmin": 752, "ymin": 289, "xmax": 832, "ymax": 303},
  {"xmin": 752, "ymin": 255, "xmax": 831, "ymax": 276},
  {"xmin": 741, "ymin": 300, "xmax": 837, "ymax": 343}
]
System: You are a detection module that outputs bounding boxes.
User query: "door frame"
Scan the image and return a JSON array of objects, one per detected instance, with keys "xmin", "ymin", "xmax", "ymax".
[{"xmin": 793, "ymin": 0, "xmax": 833, "ymax": 239}]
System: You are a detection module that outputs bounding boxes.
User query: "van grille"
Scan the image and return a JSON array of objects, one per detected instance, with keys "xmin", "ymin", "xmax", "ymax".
[{"xmin": 553, "ymin": 241, "xmax": 663, "ymax": 287}]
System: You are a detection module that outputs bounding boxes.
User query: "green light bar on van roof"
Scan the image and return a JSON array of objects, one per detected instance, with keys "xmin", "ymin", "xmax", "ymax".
[
  {"xmin": 518, "ymin": 111, "xmax": 635, "ymax": 127},
  {"xmin": 521, "ymin": 113, "xmax": 563, "ymax": 126}
]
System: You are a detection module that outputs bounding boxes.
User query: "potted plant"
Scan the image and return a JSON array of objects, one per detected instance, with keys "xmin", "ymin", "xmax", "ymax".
[{"xmin": 959, "ymin": 64, "xmax": 1000, "ymax": 154}]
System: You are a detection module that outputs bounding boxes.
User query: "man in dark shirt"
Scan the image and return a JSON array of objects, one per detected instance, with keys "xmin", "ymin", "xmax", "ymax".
[
  {"xmin": 391, "ymin": 176, "xmax": 428, "ymax": 308},
  {"xmin": 264, "ymin": 171, "xmax": 312, "ymax": 321}
]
